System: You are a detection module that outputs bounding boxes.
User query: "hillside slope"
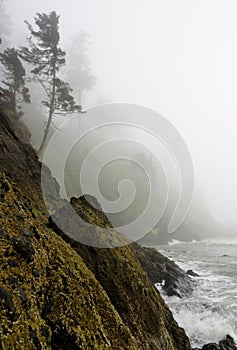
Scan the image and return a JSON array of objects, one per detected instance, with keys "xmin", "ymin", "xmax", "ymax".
[{"xmin": 0, "ymin": 110, "xmax": 191, "ymax": 349}]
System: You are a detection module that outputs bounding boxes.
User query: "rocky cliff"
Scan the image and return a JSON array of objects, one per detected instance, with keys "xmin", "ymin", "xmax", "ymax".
[
  {"xmin": 0, "ymin": 110, "xmax": 192, "ymax": 349},
  {"xmin": 131, "ymin": 243, "xmax": 195, "ymax": 298}
]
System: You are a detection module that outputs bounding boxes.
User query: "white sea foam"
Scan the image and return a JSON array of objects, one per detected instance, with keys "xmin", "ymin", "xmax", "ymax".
[
  {"xmin": 168, "ymin": 239, "xmax": 183, "ymax": 245},
  {"xmin": 171, "ymin": 306, "xmax": 236, "ymax": 347},
  {"xmin": 156, "ymin": 239, "xmax": 237, "ymax": 347},
  {"xmin": 167, "ymin": 237, "xmax": 237, "ymax": 246},
  {"xmin": 202, "ymin": 238, "xmax": 237, "ymax": 245}
]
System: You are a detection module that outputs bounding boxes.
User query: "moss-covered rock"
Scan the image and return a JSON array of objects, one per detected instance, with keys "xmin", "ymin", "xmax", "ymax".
[
  {"xmin": 49, "ymin": 195, "xmax": 191, "ymax": 350},
  {"xmin": 0, "ymin": 175, "xmax": 137, "ymax": 349},
  {"xmin": 0, "ymin": 110, "xmax": 191, "ymax": 349}
]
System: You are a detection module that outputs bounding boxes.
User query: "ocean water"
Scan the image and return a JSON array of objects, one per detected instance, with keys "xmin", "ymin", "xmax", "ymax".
[{"xmin": 155, "ymin": 238, "xmax": 237, "ymax": 348}]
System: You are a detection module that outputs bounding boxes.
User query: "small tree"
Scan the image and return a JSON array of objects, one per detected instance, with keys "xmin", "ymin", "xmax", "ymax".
[
  {"xmin": 0, "ymin": 48, "xmax": 30, "ymax": 115},
  {"xmin": 20, "ymin": 11, "xmax": 81, "ymax": 155}
]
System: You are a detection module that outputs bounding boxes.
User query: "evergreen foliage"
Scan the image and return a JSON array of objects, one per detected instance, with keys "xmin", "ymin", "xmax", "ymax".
[
  {"xmin": 20, "ymin": 11, "xmax": 81, "ymax": 154},
  {"xmin": 0, "ymin": 48, "xmax": 30, "ymax": 114}
]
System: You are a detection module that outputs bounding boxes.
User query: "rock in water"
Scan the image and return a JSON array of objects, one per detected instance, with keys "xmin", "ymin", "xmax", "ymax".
[
  {"xmin": 186, "ymin": 269, "xmax": 199, "ymax": 277},
  {"xmin": 193, "ymin": 335, "xmax": 237, "ymax": 350},
  {"xmin": 132, "ymin": 243, "xmax": 195, "ymax": 298}
]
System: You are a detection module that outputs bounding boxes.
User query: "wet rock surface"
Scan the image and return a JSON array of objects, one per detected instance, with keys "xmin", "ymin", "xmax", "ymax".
[
  {"xmin": 193, "ymin": 335, "xmax": 237, "ymax": 350},
  {"xmin": 132, "ymin": 243, "xmax": 195, "ymax": 298},
  {"xmin": 186, "ymin": 269, "xmax": 199, "ymax": 277}
]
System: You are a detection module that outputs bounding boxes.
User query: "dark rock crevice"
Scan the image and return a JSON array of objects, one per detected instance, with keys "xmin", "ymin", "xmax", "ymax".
[
  {"xmin": 131, "ymin": 243, "xmax": 195, "ymax": 298},
  {"xmin": 193, "ymin": 335, "xmax": 237, "ymax": 350}
]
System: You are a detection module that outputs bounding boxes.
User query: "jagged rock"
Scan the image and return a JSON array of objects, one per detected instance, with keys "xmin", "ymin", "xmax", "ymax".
[
  {"xmin": 7, "ymin": 258, "xmax": 20, "ymax": 268},
  {"xmin": 32, "ymin": 268, "xmax": 40, "ymax": 277},
  {"xmin": 0, "ymin": 175, "xmax": 140, "ymax": 349},
  {"xmin": 12, "ymin": 234, "xmax": 35, "ymax": 262},
  {"xmin": 132, "ymin": 243, "xmax": 194, "ymax": 298},
  {"xmin": 28, "ymin": 326, "xmax": 42, "ymax": 350},
  {"xmin": 19, "ymin": 287, "xmax": 29, "ymax": 305},
  {"xmin": 49, "ymin": 195, "xmax": 192, "ymax": 349},
  {"xmin": 186, "ymin": 269, "xmax": 199, "ymax": 277},
  {"xmin": 219, "ymin": 335, "xmax": 237, "ymax": 350},
  {"xmin": 0, "ymin": 228, "xmax": 5, "ymax": 238},
  {"xmin": 7, "ymin": 276, "xmax": 19, "ymax": 287},
  {"xmin": 0, "ymin": 109, "xmax": 192, "ymax": 349},
  {"xmin": 0, "ymin": 287, "xmax": 17, "ymax": 321},
  {"xmin": 193, "ymin": 335, "xmax": 237, "ymax": 350},
  {"xmin": 0, "ymin": 287, "xmax": 15, "ymax": 313}
]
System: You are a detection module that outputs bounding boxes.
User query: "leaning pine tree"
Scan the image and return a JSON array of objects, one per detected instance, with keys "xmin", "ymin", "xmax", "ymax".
[{"xmin": 20, "ymin": 11, "xmax": 81, "ymax": 155}]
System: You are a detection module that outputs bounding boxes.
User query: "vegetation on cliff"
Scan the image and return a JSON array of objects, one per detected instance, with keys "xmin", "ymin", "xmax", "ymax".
[{"xmin": 0, "ymin": 109, "xmax": 192, "ymax": 349}]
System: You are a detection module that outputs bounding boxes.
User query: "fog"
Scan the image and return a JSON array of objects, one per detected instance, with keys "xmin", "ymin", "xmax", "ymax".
[{"xmin": 2, "ymin": 0, "xmax": 237, "ymax": 240}]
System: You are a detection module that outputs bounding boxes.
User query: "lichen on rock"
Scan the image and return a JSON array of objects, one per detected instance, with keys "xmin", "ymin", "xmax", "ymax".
[{"xmin": 0, "ymin": 109, "xmax": 192, "ymax": 349}]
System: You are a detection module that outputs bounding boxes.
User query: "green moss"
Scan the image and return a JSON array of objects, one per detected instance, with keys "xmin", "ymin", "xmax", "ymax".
[
  {"xmin": 0, "ymin": 108, "xmax": 192, "ymax": 350},
  {"xmin": 0, "ymin": 175, "xmax": 139, "ymax": 349},
  {"xmin": 31, "ymin": 208, "xmax": 40, "ymax": 218}
]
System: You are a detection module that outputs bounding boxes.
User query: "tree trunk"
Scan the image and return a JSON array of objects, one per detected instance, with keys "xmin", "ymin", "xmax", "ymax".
[
  {"xmin": 38, "ymin": 65, "xmax": 56, "ymax": 157},
  {"xmin": 12, "ymin": 88, "xmax": 17, "ymax": 118}
]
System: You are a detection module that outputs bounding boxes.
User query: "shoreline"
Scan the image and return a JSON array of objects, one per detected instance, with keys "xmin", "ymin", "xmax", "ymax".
[{"xmin": 151, "ymin": 241, "xmax": 237, "ymax": 349}]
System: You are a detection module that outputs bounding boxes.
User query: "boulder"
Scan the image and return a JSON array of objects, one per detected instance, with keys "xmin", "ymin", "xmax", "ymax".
[
  {"xmin": 186, "ymin": 269, "xmax": 199, "ymax": 277},
  {"xmin": 193, "ymin": 335, "xmax": 237, "ymax": 350}
]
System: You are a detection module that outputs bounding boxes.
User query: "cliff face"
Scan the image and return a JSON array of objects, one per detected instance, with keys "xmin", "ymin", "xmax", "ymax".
[
  {"xmin": 49, "ymin": 196, "xmax": 192, "ymax": 350},
  {"xmin": 132, "ymin": 244, "xmax": 194, "ymax": 298},
  {"xmin": 0, "ymin": 174, "xmax": 138, "ymax": 350},
  {"xmin": 0, "ymin": 111, "xmax": 191, "ymax": 350}
]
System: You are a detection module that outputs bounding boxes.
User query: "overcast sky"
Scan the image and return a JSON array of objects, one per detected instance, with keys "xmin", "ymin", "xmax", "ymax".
[{"xmin": 4, "ymin": 0, "xmax": 237, "ymax": 228}]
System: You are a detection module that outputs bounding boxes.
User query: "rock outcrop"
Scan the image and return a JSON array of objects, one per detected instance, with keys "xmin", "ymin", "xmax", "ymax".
[
  {"xmin": 0, "ymin": 109, "xmax": 192, "ymax": 349},
  {"xmin": 0, "ymin": 174, "xmax": 138, "ymax": 349},
  {"xmin": 49, "ymin": 195, "xmax": 192, "ymax": 349},
  {"xmin": 193, "ymin": 335, "xmax": 237, "ymax": 350},
  {"xmin": 131, "ymin": 243, "xmax": 195, "ymax": 298}
]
